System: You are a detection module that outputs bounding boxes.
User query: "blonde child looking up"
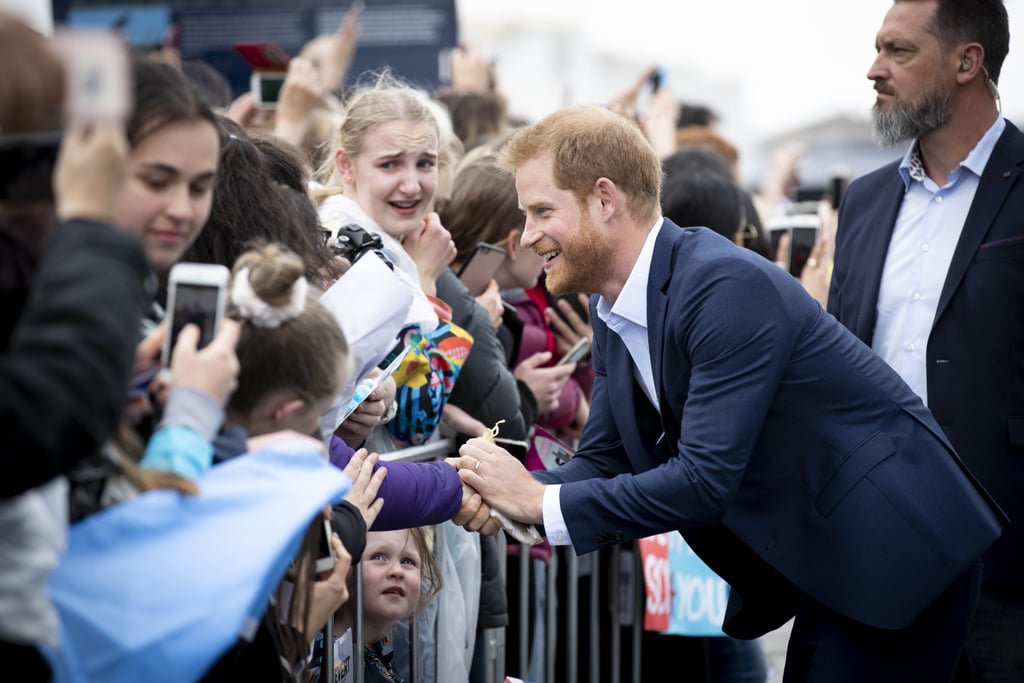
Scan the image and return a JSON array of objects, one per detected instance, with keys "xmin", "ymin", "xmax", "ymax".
[{"xmin": 330, "ymin": 527, "xmax": 441, "ymax": 683}]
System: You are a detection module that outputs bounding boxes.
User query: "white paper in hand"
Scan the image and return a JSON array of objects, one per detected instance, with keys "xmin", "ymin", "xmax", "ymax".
[{"xmin": 318, "ymin": 255, "xmax": 412, "ymax": 439}]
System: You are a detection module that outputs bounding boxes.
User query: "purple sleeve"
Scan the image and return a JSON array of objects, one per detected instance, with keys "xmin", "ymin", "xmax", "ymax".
[{"xmin": 328, "ymin": 436, "xmax": 463, "ymax": 530}]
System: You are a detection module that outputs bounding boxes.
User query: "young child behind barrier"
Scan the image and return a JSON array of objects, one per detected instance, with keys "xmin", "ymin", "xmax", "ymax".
[{"xmin": 314, "ymin": 526, "xmax": 442, "ymax": 683}]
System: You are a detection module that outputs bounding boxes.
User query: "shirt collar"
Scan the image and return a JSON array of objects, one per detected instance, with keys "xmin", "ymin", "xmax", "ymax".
[
  {"xmin": 596, "ymin": 217, "xmax": 664, "ymax": 325},
  {"xmin": 898, "ymin": 116, "xmax": 1006, "ymax": 189}
]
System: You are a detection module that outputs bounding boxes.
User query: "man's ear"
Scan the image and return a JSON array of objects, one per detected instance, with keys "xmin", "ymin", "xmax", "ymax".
[
  {"xmin": 955, "ymin": 43, "xmax": 986, "ymax": 85},
  {"xmin": 593, "ymin": 177, "xmax": 619, "ymax": 220}
]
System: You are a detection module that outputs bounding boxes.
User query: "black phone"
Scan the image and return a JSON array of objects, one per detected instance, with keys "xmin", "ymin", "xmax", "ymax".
[
  {"xmin": 457, "ymin": 242, "xmax": 507, "ymax": 297},
  {"xmin": 788, "ymin": 226, "xmax": 818, "ymax": 278},
  {"xmin": 767, "ymin": 214, "xmax": 820, "ymax": 279},
  {"xmin": 315, "ymin": 518, "xmax": 336, "ymax": 573},
  {"xmin": 829, "ymin": 174, "xmax": 849, "ymax": 210},
  {"xmin": 650, "ymin": 67, "xmax": 664, "ymax": 92}
]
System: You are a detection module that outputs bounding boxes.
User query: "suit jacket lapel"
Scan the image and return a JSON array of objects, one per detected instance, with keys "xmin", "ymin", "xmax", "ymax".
[
  {"xmin": 647, "ymin": 221, "xmax": 680, "ymax": 407},
  {"xmin": 855, "ymin": 172, "xmax": 904, "ymax": 341},
  {"xmin": 935, "ymin": 122, "xmax": 1024, "ymax": 323}
]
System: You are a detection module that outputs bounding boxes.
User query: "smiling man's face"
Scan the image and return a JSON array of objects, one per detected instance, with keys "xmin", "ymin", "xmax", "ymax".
[{"xmin": 515, "ymin": 153, "xmax": 614, "ymax": 297}]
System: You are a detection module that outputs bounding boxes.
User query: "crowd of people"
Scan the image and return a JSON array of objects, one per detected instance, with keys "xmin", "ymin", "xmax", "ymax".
[{"xmin": 2, "ymin": 0, "xmax": 1021, "ymax": 682}]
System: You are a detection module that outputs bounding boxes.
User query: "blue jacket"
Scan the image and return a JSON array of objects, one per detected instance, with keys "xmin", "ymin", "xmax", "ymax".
[
  {"xmin": 829, "ymin": 120, "xmax": 1024, "ymax": 586},
  {"xmin": 535, "ymin": 222, "xmax": 1005, "ymax": 637}
]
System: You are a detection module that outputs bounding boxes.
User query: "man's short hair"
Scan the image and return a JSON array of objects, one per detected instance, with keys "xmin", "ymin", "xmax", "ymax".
[
  {"xmin": 499, "ymin": 105, "xmax": 662, "ymax": 222},
  {"xmin": 922, "ymin": 0, "xmax": 1010, "ymax": 83}
]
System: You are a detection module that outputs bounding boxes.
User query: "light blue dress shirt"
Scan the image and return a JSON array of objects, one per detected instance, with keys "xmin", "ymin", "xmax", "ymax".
[
  {"xmin": 543, "ymin": 218, "xmax": 665, "ymax": 546},
  {"xmin": 872, "ymin": 118, "xmax": 1004, "ymax": 405}
]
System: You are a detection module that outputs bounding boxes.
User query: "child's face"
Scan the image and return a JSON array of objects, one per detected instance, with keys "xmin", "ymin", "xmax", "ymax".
[
  {"xmin": 343, "ymin": 120, "xmax": 439, "ymax": 240},
  {"xmin": 360, "ymin": 529, "xmax": 423, "ymax": 630}
]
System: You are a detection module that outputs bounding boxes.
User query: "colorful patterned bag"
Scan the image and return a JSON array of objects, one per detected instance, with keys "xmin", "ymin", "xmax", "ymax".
[{"xmin": 387, "ymin": 319, "xmax": 473, "ymax": 445}]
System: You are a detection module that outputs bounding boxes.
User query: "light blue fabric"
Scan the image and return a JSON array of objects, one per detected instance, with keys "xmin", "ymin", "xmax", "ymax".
[
  {"xmin": 139, "ymin": 424, "xmax": 214, "ymax": 478},
  {"xmin": 41, "ymin": 442, "xmax": 351, "ymax": 683}
]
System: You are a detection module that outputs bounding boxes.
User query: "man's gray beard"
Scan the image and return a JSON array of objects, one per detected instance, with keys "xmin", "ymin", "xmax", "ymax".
[{"xmin": 871, "ymin": 87, "xmax": 953, "ymax": 147}]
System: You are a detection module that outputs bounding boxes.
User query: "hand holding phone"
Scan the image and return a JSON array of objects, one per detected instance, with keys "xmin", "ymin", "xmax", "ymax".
[
  {"xmin": 339, "ymin": 342, "xmax": 410, "ymax": 423},
  {"xmin": 235, "ymin": 42, "xmax": 290, "ymax": 110},
  {"xmin": 457, "ymin": 242, "xmax": 506, "ymax": 297},
  {"xmin": 767, "ymin": 214, "xmax": 821, "ymax": 278},
  {"xmin": 315, "ymin": 517, "xmax": 336, "ymax": 573},
  {"xmin": 164, "ymin": 319, "xmax": 241, "ymax": 405},
  {"xmin": 162, "ymin": 263, "xmax": 231, "ymax": 369},
  {"xmin": 51, "ymin": 29, "xmax": 131, "ymax": 125},
  {"xmin": 557, "ymin": 337, "xmax": 591, "ymax": 366}
]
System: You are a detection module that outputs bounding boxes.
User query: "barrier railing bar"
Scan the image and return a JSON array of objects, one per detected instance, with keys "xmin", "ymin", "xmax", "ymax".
[
  {"xmin": 545, "ymin": 548, "xmax": 557, "ymax": 683},
  {"xmin": 610, "ymin": 545, "xmax": 621, "ymax": 683},
  {"xmin": 631, "ymin": 546, "xmax": 643, "ymax": 683},
  {"xmin": 566, "ymin": 549, "xmax": 579, "ymax": 683},
  {"xmin": 518, "ymin": 544, "xmax": 529, "ymax": 676}
]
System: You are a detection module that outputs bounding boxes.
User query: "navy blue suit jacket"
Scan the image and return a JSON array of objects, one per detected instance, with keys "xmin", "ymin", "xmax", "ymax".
[
  {"xmin": 828, "ymin": 120, "xmax": 1024, "ymax": 585},
  {"xmin": 535, "ymin": 222, "xmax": 1004, "ymax": 638}
]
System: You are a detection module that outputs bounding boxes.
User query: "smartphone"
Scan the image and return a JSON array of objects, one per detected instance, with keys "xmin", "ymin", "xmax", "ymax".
[
  {"xmin": 556, "ymin": 337, "xmax": 591, "ymax": 366},
  {"xmin": 338, "ymin": 342, "xmax": 411, "ymax": 423},
  {"xmin": 315, "ymin": 518, "xmax": 336, "ymax": 573},
  {"xmin": 828, "ymin": 174, "xmax": 849, "ymax": 210},
  {"xmin": 51, "ymin": 29, "xmax": 131, "ymax": 124},
  {"xmin": 650, "ymin": 66, "xmax": 665, "ymax": 92},
  {"xmin": 161, "ymin": 262, "xmax": 231, "ymax": 368},
  {"xmin": 250, "ymin": 71, "xmax": 287, "ymax": 109},
  {"xmin": 767, "ymin": 214, "xmax": 820, "ymax": 278},
  {"xmin": 457, "ymin": 242, "xmax": 507, "ymax": 297}
]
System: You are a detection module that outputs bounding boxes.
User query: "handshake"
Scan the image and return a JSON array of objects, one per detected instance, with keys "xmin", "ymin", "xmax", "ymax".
[{"xmin": 447, "ymin": 424, "xmax": 545, "ymax": 545}]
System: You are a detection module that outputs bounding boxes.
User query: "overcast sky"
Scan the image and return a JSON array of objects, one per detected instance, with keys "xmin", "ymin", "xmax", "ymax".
[{"xmin": 457, "ymin": 0, "xmax": 1024, "ymax": 145}]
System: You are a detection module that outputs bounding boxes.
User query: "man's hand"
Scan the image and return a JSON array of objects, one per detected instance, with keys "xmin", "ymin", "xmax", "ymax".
[
  {"xmin": 450, "ymin": 437, "xmax": 547, "ymax": 525},
  {"xmin": 445, "ymin": 467, "xmax": 501, "ymax": 535}
]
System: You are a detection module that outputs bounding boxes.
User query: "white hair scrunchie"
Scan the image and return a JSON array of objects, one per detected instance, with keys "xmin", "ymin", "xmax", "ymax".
[{"xmin": 231, "ymin": 267, "xmax": 308, "ymax": 328}]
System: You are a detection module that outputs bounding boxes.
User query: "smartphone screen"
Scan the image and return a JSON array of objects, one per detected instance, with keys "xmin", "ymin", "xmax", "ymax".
[
  {"xmin": 315, "ymin": 518, "xmax": 335, "ymax": 572},
  {"xmin": 789, "ymin": 227, "xmax": 818, "ymax": 278},
  {"xmin": 51, "ymin": 29, "xmax": 130, "ymax": 124},
  {"xmin": 457, "ymin": 243, "xmax": 506, "ymax": 297},
  {"xmin": 251, "ymin": 72, "xmax": 286, "ymax": 108},
  {"xmin": 767, "ymin": 214, "xmax": 819, "ymax": 278},
  {"xmin": 557, "ymin": 337, "xmax": 591, "ymax": 366},
  {"xmin": 166, "ymin": 282, "xmax": 223, "ymax": 361},
  {"xmin": 829, "ymin": 175, "xmax": 848, "ymax": 210}
]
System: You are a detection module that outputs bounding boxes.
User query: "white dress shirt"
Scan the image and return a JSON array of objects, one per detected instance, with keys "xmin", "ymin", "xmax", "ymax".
[
  {"xmin": 543, "ymin": 218, "xmax": 665, "ymax": 546},
  {"xmin": 872, "ymin": 118, "xmax": 1004, "ymax": 405}
]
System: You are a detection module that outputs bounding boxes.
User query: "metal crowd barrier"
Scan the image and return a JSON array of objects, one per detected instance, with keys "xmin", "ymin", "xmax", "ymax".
[{"xmin": 331, "ymin": 436, "xmax": 650, "ymax": 683}]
